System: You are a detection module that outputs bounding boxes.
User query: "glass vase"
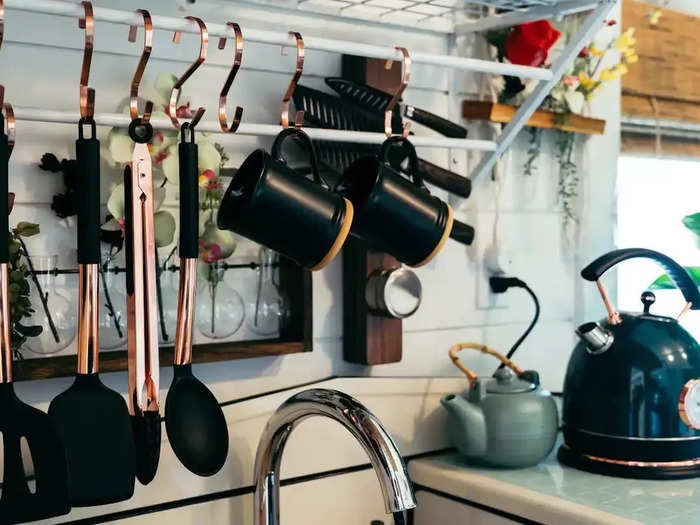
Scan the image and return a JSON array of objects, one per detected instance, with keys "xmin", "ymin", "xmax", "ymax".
[
  {"xmin": 196, "ymin": 261, "xmax": 244, "ymax": 339},
  {"xmin": 98, "ymin": 253, "xmax": 127, "ymax": 350},
  {"xmin": 246, "ymin": 247, "xmax": 290, "ymax": 336},
  {"xmin": 156, "ymin": 251, "xmax": 179, "ymax": 346},
  {"xmin": 23, "ymin": 255, "xmax": 77, "ymax": 355}
]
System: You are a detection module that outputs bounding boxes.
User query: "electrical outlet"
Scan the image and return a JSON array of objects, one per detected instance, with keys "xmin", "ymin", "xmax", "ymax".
[{"xmin": 476, "ymin": 244, "xmax": 514, "ymax": 310}]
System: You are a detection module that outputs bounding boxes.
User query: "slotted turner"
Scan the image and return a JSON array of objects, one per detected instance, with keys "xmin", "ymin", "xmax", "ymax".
[{"xmin": 0, "ymin": 109, "xmax": 71, "ymax": 523}]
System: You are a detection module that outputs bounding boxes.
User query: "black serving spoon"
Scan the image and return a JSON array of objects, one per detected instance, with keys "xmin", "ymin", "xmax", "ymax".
[{"xmin": 164, "ymin": 122, "xmax": 228, "ymax": 476}]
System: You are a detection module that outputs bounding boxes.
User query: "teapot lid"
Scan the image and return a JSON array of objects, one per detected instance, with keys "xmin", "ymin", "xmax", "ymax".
[{"xmin": 486, "ymin": 368, "xmax": 536, "ymax": 394}]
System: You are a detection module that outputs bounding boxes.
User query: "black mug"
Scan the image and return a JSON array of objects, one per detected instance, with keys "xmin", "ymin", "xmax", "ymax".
[
  {"xmin": 218, "ymin": 128, "xmax": 353, "ymax": 270},
  {"xmin": 338, "ymin": 137, "xmax": 453, "ymax": 267}
]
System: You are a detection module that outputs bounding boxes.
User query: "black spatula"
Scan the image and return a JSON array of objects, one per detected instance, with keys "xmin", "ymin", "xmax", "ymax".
[
  {"xmin": 165, "ymin": 123, "xmax": 228, "ymax": 476},
  {"xmin": 0, "ymin": 108, "xmax": 71, "ymax": 524},
  {"xmin": 48, "ymin": 117, "xmax": 136, "ymax": 506}
]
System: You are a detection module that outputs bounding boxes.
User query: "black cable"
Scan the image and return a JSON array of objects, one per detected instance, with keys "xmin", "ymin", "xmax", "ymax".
[
  {"xmin": 488, "ymin": 276, "xmax": 540, "ymax": 369},
  {"xmin": 505, "ymin": 282, "xmax": 540, "ymax": 361}
]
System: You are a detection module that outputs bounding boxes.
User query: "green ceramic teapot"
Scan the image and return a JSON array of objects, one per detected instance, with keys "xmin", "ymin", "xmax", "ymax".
[{"xmin": 441, "ymin": 343, "xmax": 558, "ymax": 468}]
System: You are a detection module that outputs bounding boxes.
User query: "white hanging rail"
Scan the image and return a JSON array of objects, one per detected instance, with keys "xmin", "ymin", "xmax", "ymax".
[
  {"xmin": 4, "ymin": 0, "xmax": 552, "ymax": 81},
  {"xmin": 11, "ymin": 107, "xmax": 498, "ymax": 151}
]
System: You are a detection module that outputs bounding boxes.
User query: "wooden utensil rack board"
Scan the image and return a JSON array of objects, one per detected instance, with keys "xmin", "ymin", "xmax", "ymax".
[
  {"xmin": 0, "ymin": 0, "xmax": 613, "ymax": 379},
  {"xmin": 14, "ymin": 258, "xmax": 312, "ymax": 382}
]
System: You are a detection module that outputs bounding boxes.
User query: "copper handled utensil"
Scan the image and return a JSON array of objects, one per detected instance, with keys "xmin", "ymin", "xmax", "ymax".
[
  {"xmin": 48, "ymin": 4, "xmax": 136, "ymax": 507},
  {"xmin": 125, "ymin": 117, "xmax": 161, "ymax": 485},
  {"xmin": 0, "ymin": 97, "xmax": 70, "ymax": 522},
  {"xmin": 164, "ymin": 123, "xmax": 229, "ymax": 477},
  {"xmin": 164, "ymin": 20, "xmax": 228, "ymax": 477}
]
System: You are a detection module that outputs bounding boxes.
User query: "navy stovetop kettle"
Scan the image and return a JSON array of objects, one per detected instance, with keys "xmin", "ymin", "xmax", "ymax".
[{"xmin": 560, "ymin": 248, "xmax": 700, "ymax": 479}]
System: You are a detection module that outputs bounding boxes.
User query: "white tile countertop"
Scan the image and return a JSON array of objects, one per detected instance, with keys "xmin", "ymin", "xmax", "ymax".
[{"xmin": 408, "ymin": 442, "xmax": 700, "ymax": 525}]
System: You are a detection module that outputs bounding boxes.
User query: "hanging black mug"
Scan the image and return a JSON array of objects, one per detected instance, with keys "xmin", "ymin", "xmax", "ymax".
[
  {"xmin": 218, "ymin": 128, "xmax": 353, "ymax": 270},
  {"xmin": 337, "ymin": 137, "xmax": 455, "ymax": 267}
]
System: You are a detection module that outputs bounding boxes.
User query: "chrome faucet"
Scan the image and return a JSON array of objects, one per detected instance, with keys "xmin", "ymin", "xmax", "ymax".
[{"xmin": 253, "ymin": 388, "xmax": 416, "ymax": 525}]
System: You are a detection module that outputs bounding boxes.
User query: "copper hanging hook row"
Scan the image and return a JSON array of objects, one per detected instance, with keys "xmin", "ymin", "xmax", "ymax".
[
  {"xmin": 280, "ymin": 32, "xmax": 304, "ymax": 129},
  {"xmin": 169, "ymin": 16, "xmax": 208, "ymax": 130},
  {"xmin": 127, "ymin": 9, "xmax": 154, "ymax": 124},
  {"xmin": 78, "ymin": 1, "xmax": 95, "ymax": 120},
  {"xmin": 218, "ymin": 22, "xmax": 244, "ymax": 133},
  {"xmin": 384, "ymin": 46, "xmax": 411, "ymax": 138}
]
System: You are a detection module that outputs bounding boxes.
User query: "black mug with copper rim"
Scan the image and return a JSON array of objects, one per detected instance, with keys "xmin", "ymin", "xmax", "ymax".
[
  {"xmin": 337, "ymin": 137, "xmax": 454, "ymax": 267},
  {"xmin": 218, "ymin": 128, "xmax": 353, "ymax": 270}
]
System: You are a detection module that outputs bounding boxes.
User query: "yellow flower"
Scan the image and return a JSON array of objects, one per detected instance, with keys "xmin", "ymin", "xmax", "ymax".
[
  {"xmin": 649, "ymin": 8, "xmax": 663, "ymax": 26},
  {"xmin": 578, "ymin": 72, "xmax": 597, "ymax": 91},
  {"xmin": 615, "ymin": 27, "xmax": 636, "ymax": 51},
  {"xmin": 617, "ymin": 63, "xmax": 629, "ymax": 76},
  {"xmin": 589, "ymin": 45, "xmax": 605, "ymax": 57},
  {"xmin": 599, "ymin": 67, "xmax": 617, "ymax": 82},
  {"xmin": 624, "ymin": 52, "xmax": 639, "ymax": 64}
]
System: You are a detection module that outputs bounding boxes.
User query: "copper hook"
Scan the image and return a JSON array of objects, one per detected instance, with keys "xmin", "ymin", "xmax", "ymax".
[
  {"xmin": 78, "ymin": 1, "xmax": 95, "ymax": 120},
  {"xmin": 280, "ymin": 32, "xmax": 304, "ymax": 129},
  {"xmin": 2, "ymin": 101, "xmax": 15, "ymax": 159},
  {"xmin": 384, "ymin": 46, "xmax": 411, "ymax": 138},
  {"xmin": 0, "ymin": 0, "xmax": 5, "ymax": 57},
  {"xmin": 218, "ymin": 22, "xmax": 244, "ymax": 133},
  {"xmin": 169, "ymin": 16, "xmax": 208, "ymax": 130},
  {"xmin": 127, "ymin": 9, "xmax": 154, "ymax": 124}
]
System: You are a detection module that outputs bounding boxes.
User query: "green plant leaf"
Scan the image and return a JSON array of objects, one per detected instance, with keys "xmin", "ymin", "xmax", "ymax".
[
  {"xmin": 683, "ymin": 213, "xmax": 700, "ymax": 235},
  {"xmin": 650, "ymin": 266, "xmax": 700, "ymax": 290},
  {"xmin": 15, "ymin": 222, "xmax": 40, "ymax": 237},
  {"xmin": 15, "ymin": 323, "xmax": 42, "ymax": 337}
]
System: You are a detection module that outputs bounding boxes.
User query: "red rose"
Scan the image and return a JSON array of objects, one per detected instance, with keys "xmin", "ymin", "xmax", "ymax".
[{"xmin": 504, "ymin": 20, "xmax": 561, "ymax": 67}]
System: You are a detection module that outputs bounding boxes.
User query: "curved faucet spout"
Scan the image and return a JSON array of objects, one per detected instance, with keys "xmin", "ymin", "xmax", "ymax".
[{"xmin": 253, "ymin": 388, "xmax": 416, "ymax": 525}]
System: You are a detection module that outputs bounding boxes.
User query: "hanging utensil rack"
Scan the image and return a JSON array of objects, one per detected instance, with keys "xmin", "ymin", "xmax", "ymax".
[{"xmin": 3, "ymin": 0, "xmax": 614, "ymax": 182}]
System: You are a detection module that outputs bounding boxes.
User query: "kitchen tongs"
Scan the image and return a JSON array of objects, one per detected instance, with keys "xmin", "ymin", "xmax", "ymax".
[{"xmin": 124, "ymin": 120, "xmax": 161, "ymax": 485}]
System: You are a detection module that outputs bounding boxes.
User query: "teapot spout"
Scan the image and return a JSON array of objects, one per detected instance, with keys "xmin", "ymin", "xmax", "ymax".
[
  {"xmin": 441, "ymin": 393, "xmax": 487, "ymax": 457},
  {"xmin": 576, "ymin": 322, "xmax": 614, "ymax": 354}
]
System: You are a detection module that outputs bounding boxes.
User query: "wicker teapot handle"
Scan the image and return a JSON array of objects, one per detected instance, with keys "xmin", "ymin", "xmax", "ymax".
[{"xmin": 448, "ymin": 343, "xmax": 524, "ymax": 386}]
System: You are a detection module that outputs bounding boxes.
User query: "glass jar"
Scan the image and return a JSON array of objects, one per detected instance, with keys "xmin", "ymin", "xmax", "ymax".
[
  {"xmin": 98, "ymin": 252, "xmax": 127, "ymax": 350},
  {"xmin": 23, "ymin": 255, "xmax": 77, "ymax": 355},
  {"xmin": 246, "ymin": 247, "xmax": 289, "ymax": 336},
  {"xmin": 156, "ymin": 251, "xmax": 179, "ymax": 346},
  {"xmin": 196, "ymin": 261, "xmax": 244, "ymax": 339}
]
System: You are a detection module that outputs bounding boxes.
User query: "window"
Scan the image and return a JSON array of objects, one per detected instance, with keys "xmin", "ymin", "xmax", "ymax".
[{"xmin": 617, "ymin": 155, "xmax": 700, "ymax": 338}]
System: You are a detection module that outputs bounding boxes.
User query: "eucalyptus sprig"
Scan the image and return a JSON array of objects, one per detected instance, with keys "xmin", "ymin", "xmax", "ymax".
[{"xmin": 8, "ymin": 221, "xmax": 43, "ymax": 354}]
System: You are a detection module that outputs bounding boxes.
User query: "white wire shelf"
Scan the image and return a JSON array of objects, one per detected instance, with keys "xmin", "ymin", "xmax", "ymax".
[
  {"xmin": 237, "ymin": 0, "xmax": 605, "ymax": 34},
  {"xmin": 3, "ymin": 0, "xmax": 614, "ymax": 181}
]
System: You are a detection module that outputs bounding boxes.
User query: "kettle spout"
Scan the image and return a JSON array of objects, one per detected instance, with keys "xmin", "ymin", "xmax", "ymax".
[
  {"xmin": 576, "ymin": 322, "xmax": 614, "ymax": 354},
  {"xmin": 441, "ymin": 393, "xmax": 487, "ymax": 457}
]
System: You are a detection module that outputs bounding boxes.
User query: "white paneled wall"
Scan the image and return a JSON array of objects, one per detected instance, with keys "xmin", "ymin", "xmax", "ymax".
[{"xmin": 0, "ymin": 1, "xmax": 621, "ymax": 523}]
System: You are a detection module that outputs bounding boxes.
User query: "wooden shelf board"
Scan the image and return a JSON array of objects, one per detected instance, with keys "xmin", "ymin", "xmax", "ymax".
[
  {"xmin": 462, "ymin": 101, "xmax": 606, "ymax": 135},
  {"xmin": 12, "ymin": 339, "xmax": 308, "ymax": 382}
]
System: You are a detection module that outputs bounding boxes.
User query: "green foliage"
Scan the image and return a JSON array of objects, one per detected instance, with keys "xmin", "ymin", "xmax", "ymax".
[
  {"xmin": 8, "ymin": 222, "xmax": 42, "ymax": 352},
  {"xmin": 650, "ymin": 267, "xmax": 700, "ymax": 290}
]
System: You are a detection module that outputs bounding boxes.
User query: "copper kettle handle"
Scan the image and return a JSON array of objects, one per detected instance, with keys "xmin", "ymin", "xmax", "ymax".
[{"xmin": 448, "ymin": 343, "xmax": 525, "ymax": 386}]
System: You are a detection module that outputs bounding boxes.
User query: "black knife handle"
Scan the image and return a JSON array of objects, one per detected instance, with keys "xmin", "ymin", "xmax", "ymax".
[
  {"xmin": 417, "ymin": 159, "xmax": 471, "ymax": 198},
  {"xmin": 178, "ymin": 124, "xmax": 199, "ymax": 259},
  {"xmin": 406, "ymin": 106, "xmax": 467, "ymax": 139},
  {"xmin": 450, "ymin": 220, "xmax": 475, "ymax": 246},
  {"xmin": 0, "ymin": 115, "xmax": 8, "ymax": 263},
  {"xmin": 76, "ymin": 118, "xmax": 101, "ymax": 264}
]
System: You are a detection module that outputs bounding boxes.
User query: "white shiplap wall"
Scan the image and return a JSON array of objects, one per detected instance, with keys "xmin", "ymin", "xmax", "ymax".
[{"xmin": 0, "ymin": 1, "xmax": 621, "ymax": 523}]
